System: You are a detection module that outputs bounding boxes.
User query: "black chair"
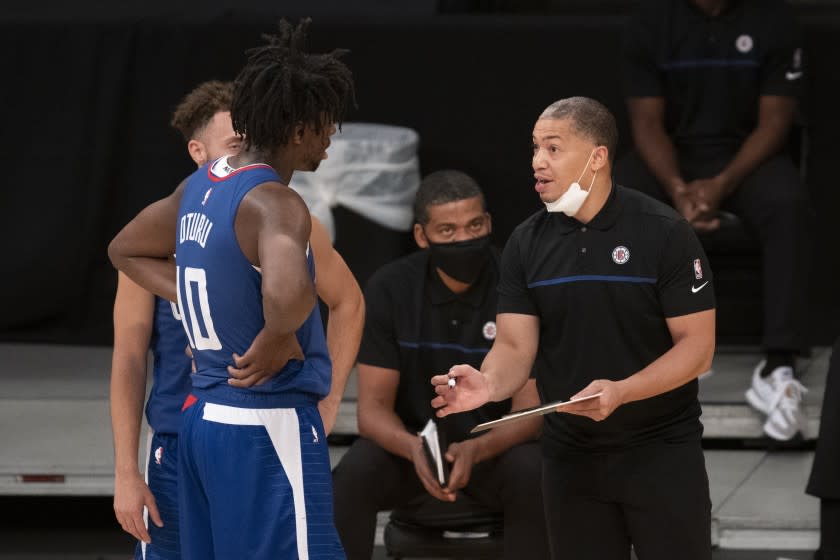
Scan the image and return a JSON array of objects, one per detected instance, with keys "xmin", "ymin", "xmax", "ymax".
[{"xmin": 383, "ymin": 494, "xmax": 504, "ymax": 559}]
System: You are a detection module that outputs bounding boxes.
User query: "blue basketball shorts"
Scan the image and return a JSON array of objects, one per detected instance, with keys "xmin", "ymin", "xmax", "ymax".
[{"xmin": 178, "ymin": 399, "xmax": 344, "ymax": 559}]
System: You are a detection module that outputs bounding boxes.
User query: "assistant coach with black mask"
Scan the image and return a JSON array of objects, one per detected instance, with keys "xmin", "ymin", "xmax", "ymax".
[
  {"xmin": 332, "ymin": 170, "xmax": 549, "ymax": 560},
  {"xmin": 433, "ymin": 98, "xmax": 716, "ymax": 560}
]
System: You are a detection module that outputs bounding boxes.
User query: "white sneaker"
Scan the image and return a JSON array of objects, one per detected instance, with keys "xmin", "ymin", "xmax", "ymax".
[{"xmin": 745, "ymin": 361, "xmax": 807, "ymax": 440}]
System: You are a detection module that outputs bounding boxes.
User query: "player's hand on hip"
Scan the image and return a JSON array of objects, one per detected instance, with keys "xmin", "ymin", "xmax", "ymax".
[
  {"xmin": 562, "ymin": 380, "xmax": 625, "ymax": 421},
  {"xmin": 409, "ymin": 437, "xmax": 456, "ymax": 502},
  {"xmin": 431, "ymin": 364, "xmax": 491, "ymax": 418},
  {"xmin": 113, "ymin": 471, "xmax": 162, "ymax": 544},
  {"xmin": 227, "ymin": 329, "xmax": 304, "ymax": 388},
  {"xmin": 444, "ymin": 439, "xmax": 478, "ymax": 493}
]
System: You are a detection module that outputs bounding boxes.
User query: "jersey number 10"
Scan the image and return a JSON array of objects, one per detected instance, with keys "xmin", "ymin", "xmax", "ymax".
[{"xmin": 177, "ymin": 266, "xmax": 223, "ymax": 351}]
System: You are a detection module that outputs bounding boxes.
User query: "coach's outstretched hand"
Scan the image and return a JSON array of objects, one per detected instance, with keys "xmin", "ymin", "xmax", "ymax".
[
  {"xmin": 431, "ymin": 364, "xmax": 491, "ymax": 418},
  {"xmin": 227, "ymin": 329, "xmax": 303, "ymax": 388}
]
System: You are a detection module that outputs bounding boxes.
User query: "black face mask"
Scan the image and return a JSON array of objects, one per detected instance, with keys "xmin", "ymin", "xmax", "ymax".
[{"xmin": 426, "ymin": 233, "xmax": 492, "ymax": 284}]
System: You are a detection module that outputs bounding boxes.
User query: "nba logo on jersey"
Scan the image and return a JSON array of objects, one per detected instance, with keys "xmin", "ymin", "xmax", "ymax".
[
  {"xmin": 201, "ymin": 188, "xmax": 213, "ymax": 206},
  {"xmin": 154, "ymin": 446, "xmax": 164, "ymax": 465},
  {"xmin": 694, "ymin": 258, "xmax": 703, "ymax": 280},
  {"xmin": 311, "ymin": 425, "xmax": 319, "ymax": 443}
]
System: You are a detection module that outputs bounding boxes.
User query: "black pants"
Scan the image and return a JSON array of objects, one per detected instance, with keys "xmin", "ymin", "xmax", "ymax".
[
  {"xmin": 614, "ymin": 149, "xmax": 811, "ymax": 353},
  {"xmin": 808, "ymin": 337, "xmax": 840, "ymax": 559},
  {"xmin": 332, "ymin": 437, "xmax": 549, "ymax": 560},
  {"xmin": 542, "ymin": 440, "xmax": 711, "ymax": 560}
]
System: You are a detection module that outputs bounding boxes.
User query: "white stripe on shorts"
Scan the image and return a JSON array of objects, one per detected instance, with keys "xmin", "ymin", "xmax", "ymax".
[{"xmin": 202, "ymin": 403, "xmax": 309, "ymax": 560}]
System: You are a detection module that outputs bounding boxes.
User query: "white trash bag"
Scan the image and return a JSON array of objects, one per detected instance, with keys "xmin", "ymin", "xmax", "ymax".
[{"xmin": 289, "ymin": 123, "xmax": 421, "ymax": 242}]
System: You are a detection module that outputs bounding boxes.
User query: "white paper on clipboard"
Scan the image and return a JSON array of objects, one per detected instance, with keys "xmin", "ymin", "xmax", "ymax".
[{"xmin": 470, "ymin": 392, "xmax": 603, "ymax": 433}]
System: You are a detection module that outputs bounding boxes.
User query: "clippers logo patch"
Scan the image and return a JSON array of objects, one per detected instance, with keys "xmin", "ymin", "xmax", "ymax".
[
  {"xmin": 694, "ymin": 258, "xmax": 704, "ymax": 280},
  {"xmin": 154, "ymin": 446, "xmax": 163, "ymax": 465},
  {"xmin": 482, "ymin": 321, "xmax": 497, "ymax": 341},
  {"xmin": 612, "ymin": 246, "xmax": 630, "ymax": 265},
  {"xmin": 736, "ymin": 34, "xmax": 753, "ymax": 53}
]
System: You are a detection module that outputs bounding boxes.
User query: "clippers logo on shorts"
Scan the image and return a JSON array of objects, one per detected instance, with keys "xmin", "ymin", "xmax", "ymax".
[
  {"xmin": 482, "ymin": 321, "xmax": 497, "ymax": 341},
  {"xmin": 154, "ymin": 446, "xmax": 164, "ymax": 465},
  {"xmin": 694, "ymin": 258, "xmax": 703, "ymax": 280},
  {"xmin": 612, "ymin": 246, "xmax": 630, "ymax": 265}
]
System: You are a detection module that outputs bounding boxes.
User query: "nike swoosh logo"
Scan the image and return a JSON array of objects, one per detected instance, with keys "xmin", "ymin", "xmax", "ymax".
[
  {"xmin": 786, "ymin": 71, "xmax": 803, "ymax": 81},
  {"xmin": 691, "ymin": 281, "xmax": 709, "ymax": 293}
]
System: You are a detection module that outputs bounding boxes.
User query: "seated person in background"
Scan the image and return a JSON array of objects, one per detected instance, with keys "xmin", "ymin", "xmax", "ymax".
[
  {"xmin": 615, "ymin": 0, "xmax": 811, "ymax": 440},
  {"xmin": 110, "ymin": 80, "xmax": 239, "ymax": 559},
  {"xmin": 331, "ymin": 170, "xmax": 549, "ymax": 560}
]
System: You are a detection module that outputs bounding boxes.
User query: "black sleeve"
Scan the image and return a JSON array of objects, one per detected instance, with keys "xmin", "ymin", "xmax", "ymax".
[
  {"xmin": 760, "ymin": 3, "xmax": 805, "ymax": 97},
  {"xmin": 356, "ymin": 270, "xmax": 401, "ymax": 370},
  {"xmin": 657, "ymin": 219, "xmax": 716, "ymax": 318},
  {"xmin": 621, "ymin": 2, "xmax": 663, "ymax": 98},
  {"xmin": 496, "ymin": 230, "xmax": 538, "ymax": 316}
]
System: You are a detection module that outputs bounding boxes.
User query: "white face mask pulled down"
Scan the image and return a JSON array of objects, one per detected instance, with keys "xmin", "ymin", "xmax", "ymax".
[{"xmin": 544, "ymin": 150, "xmax": 597, "ymax": 216}]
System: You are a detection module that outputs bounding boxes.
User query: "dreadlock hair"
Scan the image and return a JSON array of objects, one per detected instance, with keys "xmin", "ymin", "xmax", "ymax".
[
  {"xmin": 231, "ymin": 18, "xmax": 355, "ymax": 151},
  {"xmin": 170, "ymin": 81, "xmax": 234, "ymax": 142}
]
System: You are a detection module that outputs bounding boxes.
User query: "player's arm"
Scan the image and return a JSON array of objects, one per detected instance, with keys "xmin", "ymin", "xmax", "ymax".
[
  {"xmin": 715, "ymin": 95, "xmax": 796, "ymax": 194},
  {"xmin": 226, "ymin": 183, "xmax": 316, "ymax": 386},
  {"xmin": 432, "ymin": 312, "xmax": 539, "ymax": 417},
  {"xmin": 108, "ymin": 181, "xmax": 186, "ymax": 302},
  {"xmin": 626, "ymin": 97, "xmax": 686, "ymax": 196},
  {"xmin": 309, "ymin": 217, "xmax": 364, "ymax": 435},
  {"xmin": 357, "ymin": 363, "xmax": 452, "ymax": 502},
  {"xmin": 109, "ymin": 272, "xmax": 162, "ymax": 543},
  {"xmin": 252, "ymin": 185, "xmax": 316, "ymax": 339}
]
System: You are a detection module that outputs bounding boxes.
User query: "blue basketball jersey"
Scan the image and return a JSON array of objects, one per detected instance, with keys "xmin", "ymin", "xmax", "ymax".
[
  {"xmin": 175, "ymin": 156, "xmax": 331, "ymax": 408},
  {"xmin": 145, "ymin": 297, "xmax": 192, "ymax": 435}
]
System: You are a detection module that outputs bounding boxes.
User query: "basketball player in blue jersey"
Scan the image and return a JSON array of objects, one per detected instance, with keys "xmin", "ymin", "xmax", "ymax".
[
  {"xmin": 109, "ymin": 19, "xmax": 355, "ymax": 559},
  {"xmin": 110, "ymin": 81, "xmax": 240, "ymax": 560}
]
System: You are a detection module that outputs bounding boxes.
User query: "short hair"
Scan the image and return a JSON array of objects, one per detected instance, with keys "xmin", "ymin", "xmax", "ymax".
[
  {"xmin": 170, "ymin": 81, "xmax": 234, "ymax": 142},
  {"xmin": 231, "ymin": 18, "xmax": 355, "ymax": 151},
  {"xmin": 413, "ymin": 170, "xmax": 486, "ymax": 225},
  {"xmin": 539, "ymin": 97, "xmax": 618, "ymax": 162}
]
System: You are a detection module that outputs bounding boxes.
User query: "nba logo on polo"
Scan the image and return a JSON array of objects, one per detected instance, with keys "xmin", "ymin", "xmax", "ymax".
[
  {"xmin": 154, "ymin": 446, "xmax": 163, "ymax": 465},
  {"xmin": 694, "ymin": 259, "xmax": 703, "ymax": 279},
  {"xmin": 612, "ymin": 246, "xmax": 630, "ymax": 264}
]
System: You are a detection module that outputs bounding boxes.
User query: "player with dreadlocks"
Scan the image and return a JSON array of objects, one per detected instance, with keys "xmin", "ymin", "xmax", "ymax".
[{"xmin": 109, "ymin": 19, "xmax": 354, "ymax": 559}]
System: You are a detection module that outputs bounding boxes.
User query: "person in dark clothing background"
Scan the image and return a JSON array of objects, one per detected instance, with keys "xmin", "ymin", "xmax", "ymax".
[
  {"xmin": 331, "ymin": 170, "xmax": 548, "ymax": 560},
  {"xmin": 615, "ymin": 0, "xmax": 811, "ymax": 441},
  {"xmin": 807, "ymin": 336, "xmax": 840, "ymax": 560}
]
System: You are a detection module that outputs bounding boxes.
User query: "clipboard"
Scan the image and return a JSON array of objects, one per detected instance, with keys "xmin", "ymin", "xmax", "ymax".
[{"xmin": 470, "ymin": 392, "xmax": 603, "ymax": 433}]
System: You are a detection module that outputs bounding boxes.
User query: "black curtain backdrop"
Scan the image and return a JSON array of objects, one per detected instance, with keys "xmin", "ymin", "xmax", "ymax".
[{"xmin": 2, "ymin": 9, "xmax": 838, "ymax": 346}]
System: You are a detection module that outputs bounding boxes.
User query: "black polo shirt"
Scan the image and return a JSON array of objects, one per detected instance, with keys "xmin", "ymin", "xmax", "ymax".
[
  {"xmin": 622, "ymin": 0, "xmax": 804, "ymax": 149},
  {"xmin": 497, "ymin": 185, "xmax": 715, "ymax": 452},
  {"xmin": 358, "ymin": 249, "xmax": 511, "ymax": 443}
]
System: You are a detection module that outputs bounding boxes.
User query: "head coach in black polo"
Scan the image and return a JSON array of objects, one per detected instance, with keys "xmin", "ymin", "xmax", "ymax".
[
  {"xmin": 432, "ymin": 97, "xmax": 716, "ymax": 560},
  {"xmin": 616, "ymin": 0, "xmax": 810, "ymax": 441},
  {"xmin": 332, "ymin": 170, "xmax": 549, "ymax": 560}
]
